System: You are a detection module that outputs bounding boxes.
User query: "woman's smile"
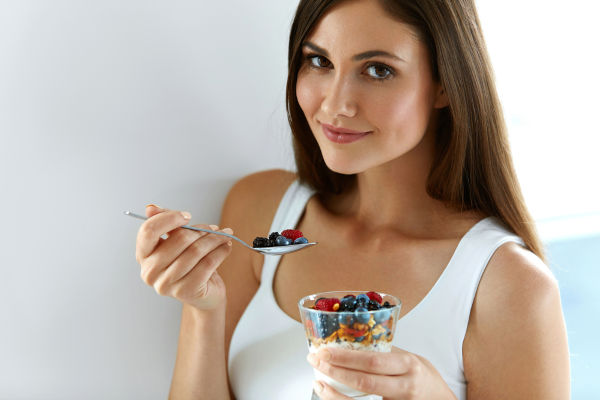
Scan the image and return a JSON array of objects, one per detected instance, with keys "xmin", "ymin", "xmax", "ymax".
[{"xmin": 320, "ymin": 122, "xmax": 372, "ymax": 144}]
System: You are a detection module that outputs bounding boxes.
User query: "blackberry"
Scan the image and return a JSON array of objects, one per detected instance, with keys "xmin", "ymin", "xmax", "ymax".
[
  {"xmin": 252, "ymin": 237, "xmax": 270, "ymax": 248},
  {"xmin": 383, "ymin": 301, "xmax": 393, "ymax": 308},
  {"xmin": 367, "ymin": 300, "xmax": 381, "ymax": 310},
  {"xmin": 312, "ymin": 313, "xmax": 339, "ymax": 338},
  {"xmin": 268, "ymin": 232, "xmax": 280, "ymax": 242}
]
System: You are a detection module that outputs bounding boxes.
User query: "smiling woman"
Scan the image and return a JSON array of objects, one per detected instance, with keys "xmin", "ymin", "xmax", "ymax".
[{"xmin": 131, "ymin": 1, "xmax": 570, "ymax": 399}]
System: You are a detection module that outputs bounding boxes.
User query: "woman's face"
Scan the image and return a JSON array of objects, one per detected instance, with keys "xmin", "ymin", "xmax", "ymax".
[{"xmin": 296, "ymin": 0, "xmax": 447, "ymax": 175}]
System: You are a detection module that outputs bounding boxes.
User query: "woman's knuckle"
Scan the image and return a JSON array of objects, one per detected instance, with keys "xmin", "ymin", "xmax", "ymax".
[
  {"xmin": 357, "ymin": 375, "xmax": 373, "ymax": 392},
  {"xmin": 154, "ymin": 281, "xmax": 168, "ymax": 296},
  {"xmin": 405, "ymin": 379, "xmax": 418, "ymax": 398},
  {"xmin": 368, "ymin": 354, "xmax": 382, "ymax": 370}
]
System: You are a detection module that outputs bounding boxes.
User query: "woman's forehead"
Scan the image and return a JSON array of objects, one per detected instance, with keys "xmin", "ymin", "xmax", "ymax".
[{"xmin": 305, "ymin": 0, "xmax": 421, "ymax": 60}]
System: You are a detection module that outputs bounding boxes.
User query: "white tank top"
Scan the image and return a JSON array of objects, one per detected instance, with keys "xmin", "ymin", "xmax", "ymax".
[{"xmin": 228, "ymin": 180, "xmax": 525, "ymax": 400}]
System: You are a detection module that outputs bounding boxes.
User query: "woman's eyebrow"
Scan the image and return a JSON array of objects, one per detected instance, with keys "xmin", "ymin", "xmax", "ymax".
[{"xmin": 302, "ymin": 41, "xmax": 405, "ymax": 63}]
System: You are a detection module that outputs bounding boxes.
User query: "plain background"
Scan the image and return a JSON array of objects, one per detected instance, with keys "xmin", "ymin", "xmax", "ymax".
[{"xmin": 1, "ymin": 0, "xmax": 598, "ymax": 399}]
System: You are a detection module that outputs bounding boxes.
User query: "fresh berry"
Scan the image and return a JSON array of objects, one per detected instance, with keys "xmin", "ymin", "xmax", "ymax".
[
  {"xmin": 252, "ymin": 237, "xmax": 270, "ymax": 248},
  {"xmin": 314, "ymin": 297, "xmax": 341, "ymax": 311},
  {"xmin": 269, "ymin": 232, "xmax": 280, "ymax": 242},
  {"xmin": 311, "ymin": 313, "xmax": 339, "ymax": 338},
  {"xmin": 354, "ymin": 307, "xmax": 370, "ymax": 324},
  {"xmin": 281, "ymin": 229, "xmax": 304, "ymax": 241},
  {"xmin": 339, "ymin": 296, "xmax": 357, "ymax": 312},
  {"xmin": 338, "ymin": 313, "xmax": 355, "ymax": 326},
  {"xmin": 294, "ymin": 237, "xmax": 309, "ymax": 244},
  {"xmin": 366, "ymin": 291, "xmax": 383, "ymax": 304},
  {"xmin": 367, "ymin": 300, "xmax": 381, "ymax": 310},
  {"xmin": 383, "ymin": 301, "xmax": 392, "ymax": 308},
  {"xmin": 275, "ymin": 235, "xmax": 292, "ymax": 246},
  {"xmin": 374, "ymin": 309, "xmax": 391, "ymax": 323},
  {"xmin": 356, "ymin": 294, "xmax": 370, "ymax": 304}
]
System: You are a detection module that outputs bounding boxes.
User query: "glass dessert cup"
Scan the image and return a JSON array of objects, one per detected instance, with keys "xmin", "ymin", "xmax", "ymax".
[{"xmin": 298, "ymin": 291, "xmax": 402, "ymax": 399}]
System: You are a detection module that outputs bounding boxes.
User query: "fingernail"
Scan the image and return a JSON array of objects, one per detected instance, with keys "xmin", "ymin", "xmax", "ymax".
[
  {"xmin": 181, "ymin": 211, "xmax": 191, "ymax": 219},
  {"xmin": 222, "ymin": 228, "xmax": 233, "ymax": 234},
  {"xmin": 307, "ymin": 353, "xmax": 318, "ymax": 367},
  {"xmin": 313, "ymin": 381, "xmax": 324, "ymax": 394},
  {"xmin": 209, "ymin": 225, "xmax": 219, "ymax": 230},
  {"xmin": 227, "ymin": 241, "xmax": 232, "ymax": 246},
  {"xmin": 146, "ymin": 204, "xmax": 161, "ymax": 209}
]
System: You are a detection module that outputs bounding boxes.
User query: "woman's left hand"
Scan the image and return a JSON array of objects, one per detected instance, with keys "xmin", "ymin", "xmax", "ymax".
[{"xmin": 307, "ymin": 346, "xmax": 457, "ymax": 400}]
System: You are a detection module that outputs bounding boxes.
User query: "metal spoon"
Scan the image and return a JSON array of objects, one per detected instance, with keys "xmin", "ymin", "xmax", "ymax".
[{"xmin": 124, "ymin": 211, "xmax": 317, "ymax": 255}]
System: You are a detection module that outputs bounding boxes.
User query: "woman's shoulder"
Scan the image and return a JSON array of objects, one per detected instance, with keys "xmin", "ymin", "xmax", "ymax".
[
  {"xmin": 220, "ymin": 169, "xmax": 298, "ymax": 237},
  {"xmin": 479, "ymin": 242, "xmax": 559, "ymax": 315},
  {"xmin": 463, "ymin": 241, "xmax": 568, "ymax": 396}
]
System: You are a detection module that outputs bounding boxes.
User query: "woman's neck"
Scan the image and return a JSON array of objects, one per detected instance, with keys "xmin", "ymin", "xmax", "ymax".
[{"xmin": 327, "ymin": 130, "xmax": 471, "ymax": 239}]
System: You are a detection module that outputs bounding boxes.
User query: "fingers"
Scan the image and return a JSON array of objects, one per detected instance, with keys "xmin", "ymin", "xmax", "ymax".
[
  {"xmin": 312, "ymin": 347, "xmax": 414, "ymax": 376},
  {"xmin": 166, "ymin": 239, "xmax": 232, "ymax": 301},
  {"xmin": 136, "ymin": 208, "xmax": 192, "ymax": 262},
  {"xmin": 308, "ymin": 348, "xmax": 420, "ymax": 399},
  {"xmin": 140, "ymin": 224, "xmax": 212, "ymax": 283},
  {"xmin": 312, "ymin": 380, "xmax": 353, "ymax": 400},
  {"xmin": 148, "ymin": 227, "xmax": 233, "ymax": 293}
]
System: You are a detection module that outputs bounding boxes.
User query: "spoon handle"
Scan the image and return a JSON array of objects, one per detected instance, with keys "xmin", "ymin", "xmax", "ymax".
[{"xmin": 123, "ymin": 211, "xmax": 253, "ymax": 249}]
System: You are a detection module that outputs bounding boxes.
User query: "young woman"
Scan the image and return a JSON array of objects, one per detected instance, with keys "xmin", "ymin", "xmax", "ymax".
[{"xmin": 135, "ymin": 0, "xmax": 570, "ymax": 399}]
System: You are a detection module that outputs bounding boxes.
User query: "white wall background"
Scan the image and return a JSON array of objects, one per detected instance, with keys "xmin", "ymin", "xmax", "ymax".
[{"xmin": 0, "ymin": 0, "xmax": 598, "ymax": 399}]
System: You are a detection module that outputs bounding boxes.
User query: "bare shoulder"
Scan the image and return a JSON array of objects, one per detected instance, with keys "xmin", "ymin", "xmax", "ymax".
[
  {"xmin": 220, "ymin": 169, "xmax": 298, "ymax": 240},
  {"xmin": 464, "ymin": 242, "xmax": 570, "ymax": 399},
  {"xmin": 219, "ymin": 169, "xmax": 297, "ymax": 362}
]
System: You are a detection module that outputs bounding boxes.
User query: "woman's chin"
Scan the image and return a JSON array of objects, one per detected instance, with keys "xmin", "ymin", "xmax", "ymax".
[{"xmin": 323, "ymin": 157, "xmax": 365, "ymax": 175}]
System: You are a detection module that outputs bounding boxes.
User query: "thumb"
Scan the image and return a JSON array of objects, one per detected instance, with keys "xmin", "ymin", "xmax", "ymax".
[{"xmin": 145, "ymin": 204, "xmax": 165, "ymax": 218}]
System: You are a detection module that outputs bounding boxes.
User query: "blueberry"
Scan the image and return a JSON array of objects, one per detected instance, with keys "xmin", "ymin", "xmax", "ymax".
[
  {"xmin": 354, "ymin": 307, "xmax": 370, "ymax": 324},
  {"xmin": 374, "ymin": 309, "xmax": 391, "ymax": 323},
  {"xmin": 356, "ymin": 294, "xmax": 370, "ymax": 304},
  {"xmin": 339, "ymin": 296, "xmax": 357, "ymax": 312},
  {"xmin": 338, "ymin": 313, "xmax": 355, "ymax": 326},
  {"xmin": 275, "ymin": 235, "xmax": 292, "ymax": 246},
  {"xmin": 354, "ymin": 335, "xmax": 366, "ymax": 342},
  {"xmin": 294, "ymin": 237, "xmax": 309, "ymax": 244},
  {"xmin": 383, "ymin": 301, "xmax": 392, "ymax": 308}
]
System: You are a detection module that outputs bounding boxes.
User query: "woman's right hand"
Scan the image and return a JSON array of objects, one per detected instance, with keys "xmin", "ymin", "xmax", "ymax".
[{"xmin": 135, "ymin": 205, "xmax": 233, "ymax": 310}]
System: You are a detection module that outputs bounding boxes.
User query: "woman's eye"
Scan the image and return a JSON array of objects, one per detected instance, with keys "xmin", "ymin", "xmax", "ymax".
[
  {"xmin": 307, "ymin": 55, "xmax": 332, "ymax": 69},
  {"xmin": 365, "ymin": 63, "xmax": 394, "ymax": 80}
]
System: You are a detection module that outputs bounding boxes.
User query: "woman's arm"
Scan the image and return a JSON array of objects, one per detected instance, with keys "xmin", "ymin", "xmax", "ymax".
[
  {"xmin": 168, "ymin": 169, "xmax": 297, "ymax": 399},
  {"xmin": 463, "ymin": 242, "xmax": 571, "ymax": 399}
]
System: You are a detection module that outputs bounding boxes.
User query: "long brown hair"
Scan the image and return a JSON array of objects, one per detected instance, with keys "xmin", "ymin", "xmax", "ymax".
[{"xmin": 285, "ymin": 0, "xmax": 545, "ymax": 260}]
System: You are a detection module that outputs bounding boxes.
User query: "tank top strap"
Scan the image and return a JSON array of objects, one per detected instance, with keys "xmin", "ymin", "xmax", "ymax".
[
  {"xmin": 430, "ymin": 216, "xmax": 525, "ymax": 368},
  {"xmin": 259, "ymin": 180, "xmax": 316, "ymax": 285}
]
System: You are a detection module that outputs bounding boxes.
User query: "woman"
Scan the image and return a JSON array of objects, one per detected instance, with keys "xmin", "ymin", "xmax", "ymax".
[{"xmin": 135, "ymin": 0, "xmax": 570, "ymax": 399}]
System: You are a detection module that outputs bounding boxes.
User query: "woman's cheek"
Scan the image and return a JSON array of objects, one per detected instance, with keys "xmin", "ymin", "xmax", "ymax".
[{"xmin": 296, "ymin": 73, "xmax": 320, "ymax": 118}]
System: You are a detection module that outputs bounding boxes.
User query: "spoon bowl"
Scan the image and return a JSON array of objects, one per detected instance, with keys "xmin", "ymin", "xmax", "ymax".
[{"xmin": 124, "ymin": 211, "xmax": 317, "ymax": 255}]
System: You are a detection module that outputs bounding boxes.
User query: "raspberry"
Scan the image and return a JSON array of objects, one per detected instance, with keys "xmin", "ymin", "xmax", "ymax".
[
  {"xmin": 314, "ymin": 297, "xmax": 340, "ymax": 311},
  {"xmin": 366, "ymin": 291, "xmax": 382, "ymax": 304},
  {"xmin": 281, "ymin": 229, "xmax": 303, "ymax": 241}
]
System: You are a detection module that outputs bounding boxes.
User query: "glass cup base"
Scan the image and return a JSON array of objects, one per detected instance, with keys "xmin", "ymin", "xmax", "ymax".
[{"xmin": 311, "ymin": 389, "xmax": 382, "ymax": 400}]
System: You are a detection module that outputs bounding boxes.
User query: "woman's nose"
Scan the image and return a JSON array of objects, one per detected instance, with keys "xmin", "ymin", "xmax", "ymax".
[{"xmin": 320, "ymin": 75, "xmax": 358, "ymax": 119}]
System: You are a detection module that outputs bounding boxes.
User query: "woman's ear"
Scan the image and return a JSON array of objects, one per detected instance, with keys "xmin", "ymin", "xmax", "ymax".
[{"xmin": 434, "ymin": 85, "xmax": 449, "ymax": 109}]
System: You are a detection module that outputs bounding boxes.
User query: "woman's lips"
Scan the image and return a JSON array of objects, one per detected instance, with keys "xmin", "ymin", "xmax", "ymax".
[{"xmin": 321, "ymin": 123, "xmax": 372, "ymax": 144}]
